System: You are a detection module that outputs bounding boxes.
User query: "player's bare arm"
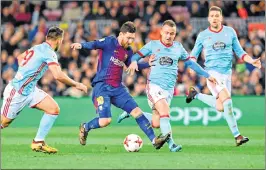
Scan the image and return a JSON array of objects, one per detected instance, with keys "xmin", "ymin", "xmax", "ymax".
[
  {"xmin": 70, "ymin": 43, "xmax": 82, "ymax": 50},
  {"xmin": 242, "ymin": 55, "xmax": 261, "ymax": 69},
  {"xmin": 48, "ymin": 64, "xmax": 87, "ymax": 93}
]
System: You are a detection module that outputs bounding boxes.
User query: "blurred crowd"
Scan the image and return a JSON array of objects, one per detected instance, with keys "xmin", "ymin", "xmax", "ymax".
[{"xmin": 1, "ymin": 0, "xmax": 265, "ymax": 98}]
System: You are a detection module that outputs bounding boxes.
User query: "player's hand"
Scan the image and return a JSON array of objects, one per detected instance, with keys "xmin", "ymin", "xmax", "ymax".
[
  {"xmin": 207, "ymin": 76, "xmax": 218, "ymax": 85},
  {"xmin": 126, "ymin": 61, "xmax": 138, "ymax": 76},
  {"xmin": 148, "ymin": 54, "xmax": 156, "ymax": 66},
  {"xmin": 75, "ymin": 83, "xmax": 88, "ymax": 93},
  {"xmin": 70, "ymin": 43, "xmax": 82, "ymax": 50},
  {"xmin": 251, "ymin": 57, "xmax": 261, "ymax": 69}
]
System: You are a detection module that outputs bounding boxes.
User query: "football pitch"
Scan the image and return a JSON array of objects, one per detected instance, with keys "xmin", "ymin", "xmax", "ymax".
[{"xmin": 1, "ymin": 126, "xmax": 264, "ymax": 169}]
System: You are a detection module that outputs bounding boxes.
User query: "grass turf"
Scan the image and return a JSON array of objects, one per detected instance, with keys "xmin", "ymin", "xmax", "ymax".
[{"xmin": 1, "ymin": 126, "xmax": 264, "ymax": 169}]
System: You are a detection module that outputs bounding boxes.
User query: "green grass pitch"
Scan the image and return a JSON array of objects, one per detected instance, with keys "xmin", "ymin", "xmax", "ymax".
[{"xmin": 1, "ymin": 126, "xmax": 264, "ymax": 169}]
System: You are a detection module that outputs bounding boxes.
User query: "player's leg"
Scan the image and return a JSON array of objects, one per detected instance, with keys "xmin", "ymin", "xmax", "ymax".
[
  {"xmin": 147, "ymin": 83, "xmax": 181, "ymax": 152},
  {"xmin": 216, "ymin": 80, "xmax": 249, "ymax": 146},
  {"xmin": 30, "ymin": 90, "xmax": 60, "ymax": 153},
  {"xmin": 186, "ymin": 70, "xmax": 221, "ymax": 108},
  {"xmin": 112, "ymin": 86, "xmax": 170, "ymax": 150},
  {"xmin": 79, "ymin": 90, "xmax": 112, "ymax": 145},
  {"xmin": 153, "ymin": 99, "xmax": 182, "ymax": 152},
  {"xmin": 1, "ymin": 84, "xmax": 24, "ymax": 129},
  {"xmin": 117, "ymin": 110, "xmax": 154, "ymax": 124}
]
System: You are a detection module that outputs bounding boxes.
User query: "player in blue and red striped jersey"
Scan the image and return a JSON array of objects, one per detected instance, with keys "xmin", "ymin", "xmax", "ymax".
[
  {"xmin": 1, "ymin": 26, "xmax": 87, "ymax": 153},
  {"xmin": 186, "ymin": 6, "xmax": 261, "ymax": 146},
  {"xmin": 71, "ymin": 21, "xmax": 170, "ymax": 149}
]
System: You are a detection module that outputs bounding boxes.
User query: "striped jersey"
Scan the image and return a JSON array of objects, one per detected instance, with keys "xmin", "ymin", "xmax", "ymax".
[{"xmin": 11, "ymin": 42, "xmax": 59, "ymax": 95}]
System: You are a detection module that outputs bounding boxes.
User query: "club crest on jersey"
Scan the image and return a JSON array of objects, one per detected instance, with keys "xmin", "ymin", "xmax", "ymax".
[
  {"xmin": 159, "ymin": 56, "xmax": 173, "ymax": 66},
  {"xmin": 124, "ymin": 54, "xmax": 128, "ymax": 59},
  {"xmin": 212, "ymin": 41, "xmax": 226, "ymax": 51},
  {"xmin": 96, "ymin": 96, "xmax": 104, "ymax": 105}
]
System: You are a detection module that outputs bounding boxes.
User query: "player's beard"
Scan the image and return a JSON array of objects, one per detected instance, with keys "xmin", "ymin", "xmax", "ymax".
[
  {"xmin": 122, "ymin": 40, "xmax": 128, "ymax": 49},
  {"xmin": 55, "ymin": 44, "xmax": 60, "ymax": 51}
]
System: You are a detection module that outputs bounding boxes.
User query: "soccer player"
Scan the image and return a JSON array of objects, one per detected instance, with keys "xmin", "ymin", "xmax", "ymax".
[
  {"xmin": 1, "ymin": 26, "xmax": 88, "ymax": 153},
  {"xmin": 118, "ymin": 20, "xmax": 217, "ymax": 152},
  {"xmin": 185, "ymin": 6, "xmax": 261, "ymax": 146},
  {"xmin": 70, "ymin": 21, "xmax": 170, "ymax": 150}
]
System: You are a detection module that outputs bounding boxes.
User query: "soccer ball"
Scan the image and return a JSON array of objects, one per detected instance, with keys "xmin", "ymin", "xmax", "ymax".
[{"xmin": 123, "ymin": 134, "xmax": 143, "ymax": 152}]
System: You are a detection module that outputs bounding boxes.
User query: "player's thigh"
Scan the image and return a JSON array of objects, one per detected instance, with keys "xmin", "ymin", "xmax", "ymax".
[
  {"xmin": 111, "ymin": 86, "xmax": 139, "ymax": 117},
  {"xmin": 92, "ymin": 88, "xmax": 112, "ymax": 119},
  {"xmin": 151, "ymin": 110, "xmax": 160, "ymax": 128},
  {"xmin": 154, "ymin": 98, "xmax": 170, "ymax": 117},
  {"xmin": 33, "ymin": 95, "xmax": 60, "ymax": 114},
  {"xmin": 146, "ymin": 83, "xmax": 168, "ymax": 111},
  {"xmin": 1, "ymin": 84, "xmax": 29, "ymax": 123}
]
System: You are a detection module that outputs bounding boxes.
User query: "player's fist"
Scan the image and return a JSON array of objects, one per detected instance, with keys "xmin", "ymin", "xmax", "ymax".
[
  {"xmin": 251, "ymin": 57, "xmax": 261, "ymax": 69},
  {"xmin": 126, "ymin": 61, "xmax": 139, "ymax": 76},
  {"xmin": 148, "ymin": 54, "xmax": 156, "ymax": 66},
  {"xmin": 207, "ymin": 76, "xmax": 218, "ymax": 85},
  {"xmin": 75, "ymin": 82, "xmax": 88, "ymax": 93},
  {"xmin": 71, "ymin": 43, "xmax": 82, "ymax": 50}
]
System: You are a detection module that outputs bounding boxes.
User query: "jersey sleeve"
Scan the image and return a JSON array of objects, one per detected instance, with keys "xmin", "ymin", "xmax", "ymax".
[
  {"xmin": 137, "ymin": 41, "xmax": 153, "ymax": 57},
  {"xmin": 180, "ymin": 44, "xmax": 190, "ymax": 61},
  {"xmin": 190, "ymin": 32, "xmax": 203, "ymax": 60},
  {"xmin": 81, "ymin": 36, "xmax": 112, "ymax": 50},
  {"xmin": 231, "ymin": 28, "xmax": 247, "ymax": 59},
  {"xmin": 43, "ymin": 51, "xmax": 59, "ymax": 66}
]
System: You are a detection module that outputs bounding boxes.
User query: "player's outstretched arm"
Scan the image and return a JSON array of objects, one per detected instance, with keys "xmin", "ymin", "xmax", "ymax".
[
  {"xmin": 127, "ymin": 54, "xmax": 156, "ymax": 74},
  {"xmin": 71, "ymin": 38, "xmax": 107, "ymax": 51},
  {"xmin": 242, "ymin": 55, "xmax": 261, "ymax": 69},
  {"xmin": 48, "ymin": 64, "xmax": 88, "ymax": 93},
  {"xmin": 185, "ymin": 60, "xmax": 217, "ymax": 84}
]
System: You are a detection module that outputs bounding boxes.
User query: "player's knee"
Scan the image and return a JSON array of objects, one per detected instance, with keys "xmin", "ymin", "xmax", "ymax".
[
  {"xmin": 1, "ymin": 117, "xmax": 12, "ymax": 128},
  {"xmin": 99, "ymin": 118, "xmax": 112, "ymax": 127},
  {"xmin": 47, "ymin": 105, "xmax": 60, "ymax": 115},
  {"xmin": 151, "ymin": 121, "xmax": 160, "ymax": 128},
  {"xmin": 1, "ymin": 121, "xmax": 11, "ymax": 128},
  {"xmin": 130, "ymin": 107, "xmax": 142, "ymax": 118}
]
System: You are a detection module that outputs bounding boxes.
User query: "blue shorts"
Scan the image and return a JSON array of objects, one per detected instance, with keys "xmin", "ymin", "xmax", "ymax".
[{"xmin": 92, "ymin": 82, "xmax": 138, "ymax": 118}]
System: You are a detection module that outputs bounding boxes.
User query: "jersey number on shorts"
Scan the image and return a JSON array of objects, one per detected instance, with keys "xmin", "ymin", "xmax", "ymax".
[{"xmin": 21, "ymin": 50, "xmax": 34, "ymax": 66}]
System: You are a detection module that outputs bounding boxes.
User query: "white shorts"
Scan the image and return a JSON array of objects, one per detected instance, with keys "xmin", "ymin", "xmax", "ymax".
[
  {"xmin": 206, "ymin": 70, "xmax": 231, "ymax": 98},
  {"xmin": 146, "ymin": 83, "xmax": 173, "ymax": 109},
  {"xmin": 1, "ymin": 83, "xmax": 48, "ymax": 119}
]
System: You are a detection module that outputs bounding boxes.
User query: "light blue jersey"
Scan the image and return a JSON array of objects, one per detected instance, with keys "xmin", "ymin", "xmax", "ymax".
[
  {"xmin": 190, "ymin": 25, "xmax": 246, "ymax": 75},
  {"xmin": 135, "ymin": 40, "xmax": 189, "ymax": 92},
  {"xmin": 11, "ymin": 42, "xmax": 59, "ymax": 95}
]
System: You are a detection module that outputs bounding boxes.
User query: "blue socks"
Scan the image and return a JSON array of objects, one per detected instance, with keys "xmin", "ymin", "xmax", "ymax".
[
  {"xmin": 195, "ymin": 93, "xmax": 216, "ymax": 108},
  {"xmin": 143, "ymin": 112, "xmax": 152, "ymax": 124},
  {"xmin": 84, "ymin": 117, "xmax": 100, "ymax": 131},
  {"xmin": 34, "ymin": 113, "xmax": 58, "ymax": 142},
  {"xmin": 223, "ymin": 99, "xmax": 240, "ymax": 137},
  {"xmin": 135, "ymin": 113, "xmax": 156, "ymax": 143}
]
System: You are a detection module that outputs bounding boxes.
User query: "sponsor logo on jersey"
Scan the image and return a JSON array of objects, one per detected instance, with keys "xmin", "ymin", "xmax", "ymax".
[
  {"xmin": 110, "ymin": 56, "xmax": 125, "ymax": 67},
  {"xmin": 99, "ymin": 38, "xmax": 105, "ymax": 42},
  {"xmin": 159, "ymin": 56, "xmax": 173, "ymax": 66},
  {"xmin": 212, "ymin": 41, "xmax": 226, "ymax": 51}
]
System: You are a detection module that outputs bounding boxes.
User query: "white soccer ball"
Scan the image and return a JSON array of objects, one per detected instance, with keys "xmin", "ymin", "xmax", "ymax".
[{"xmin": 123, "ymin": 134, "xmax": 143, "ymax": 152}]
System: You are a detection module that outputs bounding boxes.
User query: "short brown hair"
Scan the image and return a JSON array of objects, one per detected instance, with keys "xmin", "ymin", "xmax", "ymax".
[
  {"xmin": 120, "ymin": 21, "xmax": 136, "ymax": 33},
  {"xmin": 162, "ymin": 20, "xmax": 176, "ymax": 28},
  {"xmin": 209, "ymin": 6, "xmax": 222, "ymax": 15},
  {"xmin": 46, "ymin": 26, "xmax": 64, "ymax": 40}
]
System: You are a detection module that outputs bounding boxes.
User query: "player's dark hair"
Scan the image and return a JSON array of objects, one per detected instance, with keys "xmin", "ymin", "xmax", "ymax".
[
  {"xmin": 46, "ymin": 26, "xmax": 64, "ymax": 40},
  {"xmin": 162, "ymin": 20, "xmax": 176, "ymax": 28},
  {"xmin": 209, "ymin": 6, "xmax": 223, "ymax": 15},
  {"xmin": 120, "ymin": 21, "xmax": 136, "ymax": 33}
]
